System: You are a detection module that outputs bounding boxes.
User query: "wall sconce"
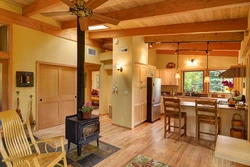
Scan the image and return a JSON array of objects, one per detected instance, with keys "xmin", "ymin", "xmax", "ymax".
[
  {"xmin": 116, "ymin": 65, "xmax": 123, "ymax": 72},
  {"xmin": 187, "ymin": 59, "xmax": 197, "ymax": 65}
]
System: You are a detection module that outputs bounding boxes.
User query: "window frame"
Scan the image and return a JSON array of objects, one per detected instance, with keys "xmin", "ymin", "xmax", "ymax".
[
  {"xmin": 208, "ymin": 69, "xmax": 234, "ymax": 93},
  {"xmin": 182, "ymin": 70, "xmax": 204, "ymax": 93}
]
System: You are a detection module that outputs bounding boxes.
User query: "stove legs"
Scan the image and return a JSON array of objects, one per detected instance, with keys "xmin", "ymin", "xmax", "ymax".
[{"xmin": 68, "ymin": 139, "xmax": 100, "ymax": 156}]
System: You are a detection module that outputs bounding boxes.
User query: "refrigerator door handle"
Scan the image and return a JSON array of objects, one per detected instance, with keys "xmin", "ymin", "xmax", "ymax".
[{"xmin": 152, "ymin": 103, "xmax": 161, "ymax": 107}]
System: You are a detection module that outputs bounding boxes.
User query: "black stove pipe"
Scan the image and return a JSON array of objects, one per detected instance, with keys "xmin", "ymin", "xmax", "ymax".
[{"xmin": 76, "ymin": 17, "xmax": 85, "ymax": 119}]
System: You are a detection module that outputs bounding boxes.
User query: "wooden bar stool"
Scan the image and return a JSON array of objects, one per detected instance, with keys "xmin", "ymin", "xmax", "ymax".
[
  {"xmin": 163, "ymin": 97, "xmax": 186, "ymax": 138},
  {"xmin": 195, "ymin": 100, "xmax": 221, "ymax": 146}
]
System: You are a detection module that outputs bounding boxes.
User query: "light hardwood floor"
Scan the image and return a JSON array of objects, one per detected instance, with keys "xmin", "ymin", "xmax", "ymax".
[{"xmin": 33, "ymin": 114, "xmax": 244, "ymax": 167}]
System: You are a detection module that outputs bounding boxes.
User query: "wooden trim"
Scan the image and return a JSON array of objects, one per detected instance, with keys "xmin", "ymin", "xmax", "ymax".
[
  {"xmin": 8, "ymin": 24, "xmax": 12, "ymax": 110},
  {"xmin": 36, "ymin": 61, "xmax": 76, "ymax": 68},
  {"xmin": 0, "ymin": 8, "xmax": 104, "ymax": 48},
  {"xmin": 149, "ymin": 42, "xmax": 241, "ymax": 51},
  {"xmin": 0, "ymin": 52, "xmax": 9, "ymax": 59},
  {"xmin": 156, "ymin": 50, "xmax": 238, "ymax": 57},
  {"xmin": 89, "ymin": 18, "xmax": 247, "ymax": 39},
  {"xmin": 23, "ymin": 0, "xmax": 62, "ymax": 17},
  {"xmin": 145, "ymin": 32, "xmax": 244, "ymax": 43}
]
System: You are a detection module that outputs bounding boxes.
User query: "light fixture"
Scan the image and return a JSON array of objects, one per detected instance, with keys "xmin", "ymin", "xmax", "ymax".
[
  {"xmin": 88, "ymin": 25, "xmax": 108, "ymax": 31},
  {"xmin": 149, "ymin": 43, "xmax": 153, "ymax": 48},
  {"xmin": 204, "ymin": 42, "xmax": 210, "ymax": 83},
  {"xmin": 187, "ymin": 58, "xmax": 197, "ymax": 65},
  {"xmin": 116, "ymin": 65, "xmax": 123, "ymax": 72},
  {"xmin": 175, "ymin": 42, "xmax": 180, "ymax": 79}
]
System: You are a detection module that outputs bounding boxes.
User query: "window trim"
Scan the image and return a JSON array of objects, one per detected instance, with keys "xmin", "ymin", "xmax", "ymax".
[{"xmin": 182, "ymin": 70, "xmax": 205, "ymax": 93}]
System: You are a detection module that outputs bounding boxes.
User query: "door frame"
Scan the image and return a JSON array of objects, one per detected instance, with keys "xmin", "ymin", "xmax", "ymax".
[{"xmin": 36, "ymin": 61, "xmax": 76, "ymax": 129}]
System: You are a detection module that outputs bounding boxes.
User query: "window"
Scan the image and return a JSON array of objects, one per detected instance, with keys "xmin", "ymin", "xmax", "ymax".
[
  {"xmin": 209, "ymin": 70, "xmax": 233, "ymax": 93},
  {"xmin": 183, "ymin": 71, "xmax": 204, "ymax": 92}
]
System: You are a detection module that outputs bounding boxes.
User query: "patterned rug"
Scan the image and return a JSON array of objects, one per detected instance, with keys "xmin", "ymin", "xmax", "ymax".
[
  {"xmin": 124, "ymin": 154, "xmax": 171, "ymax": 167},
  {"xmin": 0, "ymin": 138, "xmax": 120, "ymax": 167},
  {"xmin": 66, "ymin": 140, "xmax": 120, "ymax": 167}
]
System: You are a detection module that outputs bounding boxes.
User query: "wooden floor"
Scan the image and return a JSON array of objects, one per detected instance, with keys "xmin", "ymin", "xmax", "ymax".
[{"xmin": 34, "ymin": 115, "xmax": 241, "ymax": 167}]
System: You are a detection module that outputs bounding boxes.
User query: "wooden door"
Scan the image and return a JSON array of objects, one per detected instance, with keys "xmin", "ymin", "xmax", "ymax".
[
  {"xmin": 38, "ymin": 64, "xmax": 76, "ymax": 130},
  {"xmin": 0, "ymin": 59, "xmax": 8, "ymax": 111}
]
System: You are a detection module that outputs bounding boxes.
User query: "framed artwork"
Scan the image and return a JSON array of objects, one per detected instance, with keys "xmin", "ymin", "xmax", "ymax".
[{"xmin": 16, "ymin": 71, "xmax": 34, "ymax": 87}]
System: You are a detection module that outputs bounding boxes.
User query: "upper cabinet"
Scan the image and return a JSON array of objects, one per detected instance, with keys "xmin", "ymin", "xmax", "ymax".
[
  {"xmin": 159, "ymin": 69, "xmax": 178, "ymax": 85},
  {"xmin": 147, "ymin": 65, "xmax": 156, "ymax": 78},
  {"xmin": 134, "ymin": 63, "xmax": 147, "ymax": 87}
]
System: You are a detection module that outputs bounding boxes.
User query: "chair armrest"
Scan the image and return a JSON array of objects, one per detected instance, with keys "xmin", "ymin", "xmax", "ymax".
[
  {"xmin": 2, "ymin": 153, "xmax": 39, "ymax": 162},
  {"xmin": 33, "ymin": 136, "xmax": 66, "ymax": 152},
  {"xmin": 35, "ymin": 136, "xmax": 64, "ymax": 144}
]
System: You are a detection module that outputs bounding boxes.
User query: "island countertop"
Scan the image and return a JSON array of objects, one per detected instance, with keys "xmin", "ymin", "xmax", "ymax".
[
  {"xmin": 161, "ymin": 96, "xmax": 248, "ymax": 139},
  {"xmin": 161, "ymin": 95, "xmax": 248, "ymax": 111}
]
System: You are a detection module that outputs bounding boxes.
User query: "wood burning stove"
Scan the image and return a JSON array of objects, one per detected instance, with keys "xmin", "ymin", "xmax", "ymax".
[{"xmin": 66, "ymin": 114, "xmax": 100, "ymax": 156}]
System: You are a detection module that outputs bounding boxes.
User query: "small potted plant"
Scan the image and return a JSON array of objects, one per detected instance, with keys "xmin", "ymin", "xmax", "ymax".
[{"xmin": 79, "ymin": 102, "xmax": 94, "ymax": 119}]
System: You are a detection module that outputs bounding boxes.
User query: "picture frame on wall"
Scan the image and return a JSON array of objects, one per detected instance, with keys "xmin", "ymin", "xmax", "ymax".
[{"xmin": 16, "ymin": 71, "xmax": 34, "ymax": 87}]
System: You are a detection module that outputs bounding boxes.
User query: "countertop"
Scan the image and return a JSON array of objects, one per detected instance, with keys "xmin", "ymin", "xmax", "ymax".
[{"xmin": 161, "ymin": 95, "xmax": 248, "ymax": 111}]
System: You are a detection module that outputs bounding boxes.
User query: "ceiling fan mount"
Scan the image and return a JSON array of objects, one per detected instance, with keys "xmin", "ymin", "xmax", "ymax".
[
  {"xmin": 69, "ymin": 5, "xmax": 93, "ymax": 18},
  {"xmin": 41, "ymin": 0, "xmax": 120, "ymax": 31}
]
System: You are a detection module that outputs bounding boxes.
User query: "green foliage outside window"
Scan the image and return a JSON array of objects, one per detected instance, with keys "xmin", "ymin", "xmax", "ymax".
[
  {"xmin": 183, "ymin": 71, "xmax": 203, "ymax": 92},
  {"xmin": 209, "ymin": 70, "xmax": 233, "ymax": 93}
]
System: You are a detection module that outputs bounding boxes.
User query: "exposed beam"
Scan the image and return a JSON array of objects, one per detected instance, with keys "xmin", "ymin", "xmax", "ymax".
[
  {"xmin": 156, "ymin": 50, "xmax": 238, "ymax": 57},
  {"xmin": 0, "ymin": 8, "xmax": 104, "ymax": 48},
  {"xmin": 23, "ymin": 0, "xmax": 62, "ymax": 17},
  {"xmin": 89, "ymin": 18, "xmax": 247, "ymax": 39},
  {"xmin": 62, "ymin": 0, "xmax": 250, "ymax": 29},
  {"xmin": 145, "ymin": 32, "xmax": 244, "ymax": 43},
  {"xmin": 102, "ymin": 0, "xmax": 250, "ymax": 22},
  {"xmin": 240, "ymin": 30, "xmax": 250, "ymax": 59},
  {"xmin": 150, "ymin": 42, "xmax": 241, "ymax": 51}
]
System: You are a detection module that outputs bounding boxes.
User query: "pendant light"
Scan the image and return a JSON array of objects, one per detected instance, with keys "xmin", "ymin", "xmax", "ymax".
[
  {"xmin": 175, "ymin": 42, "xmax": 180, "ymax": 79},
  {"xmin": 204, "ymin": 42, "xmax": 210, "ymax": 83}
]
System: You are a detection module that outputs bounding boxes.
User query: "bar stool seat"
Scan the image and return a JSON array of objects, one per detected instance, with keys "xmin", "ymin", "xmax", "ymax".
[
  {"xmin": 195, "ymin": 100, "xmax": 221, "ymax": 148},
  {"xmin": 163, "ymin": 97, "xmax": 186, "ymax": 138}
]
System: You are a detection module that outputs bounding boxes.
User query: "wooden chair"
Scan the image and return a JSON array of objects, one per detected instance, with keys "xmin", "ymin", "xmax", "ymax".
[
  {"xmin": 0, "ymin": 110, "xmax": 67, "ymax": 167},
  {"xmin": 195, "ymin": 100, "xmax": 221, "ymax": 146},
  {"xmin": 163, "ymin": 98, "xmax": 186, "ymax": 138}
]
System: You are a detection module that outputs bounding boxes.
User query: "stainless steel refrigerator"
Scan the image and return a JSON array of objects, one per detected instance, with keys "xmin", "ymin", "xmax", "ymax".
[{"xmin": 147, "ymin": 77, "xmax": 161, "ymax": 122}]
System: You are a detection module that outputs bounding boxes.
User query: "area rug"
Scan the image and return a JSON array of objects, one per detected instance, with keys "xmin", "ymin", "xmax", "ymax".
[
  {"xmin": 0, "ymin": 138, "xmax": 120, "ymax": 167},
  {"xmin": 66, "ymin": 140, "xmax": 120, "ymax": 167},
  {"xmin": 124, "ymin": 154, "xmax": 171, "ymax": 167}
]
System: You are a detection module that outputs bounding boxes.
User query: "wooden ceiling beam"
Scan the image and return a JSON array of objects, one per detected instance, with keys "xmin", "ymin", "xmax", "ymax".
[
  {"xmin": 0, "ymin": 8, "xmax": 104, "ymax": 48},
  {"xmin": 156, "ymin": 50, "xmax": 238, "ymax": 57},
  {"xmin": 61, "ymin": 0, "xmax": 250, "ymax": 29},
  {"xmin": 89, "ymin": 18, "xmax": 247, "ymax": 39},
  {"xmin": 145, "ymin": 32, "xmax": 244, "ymax": 43},
  {"xmin": 150, "ymin": 42, "xmax": 241, "ymax": 51},
  {"xmin": 100, "ymin": 0, "xmax": 250, "ymax": 23},
  {"xmin": 23, "ymin": 0, "xmax": 62, "ymax": 17}
]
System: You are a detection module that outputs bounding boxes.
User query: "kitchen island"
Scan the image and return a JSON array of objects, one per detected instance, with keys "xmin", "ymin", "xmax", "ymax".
[{"xmin": 161, "ymin": 95, "xmax": 248, "ymax": 140}]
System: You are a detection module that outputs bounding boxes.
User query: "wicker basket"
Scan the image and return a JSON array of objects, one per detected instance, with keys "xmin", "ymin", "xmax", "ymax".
[{"xmin": 230, "ymin": 113, "xmax": 244, "ymax": 139}]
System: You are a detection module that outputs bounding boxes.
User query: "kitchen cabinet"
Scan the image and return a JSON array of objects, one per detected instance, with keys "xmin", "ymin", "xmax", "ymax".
[
  {"xmin": 133, "ymin": 63, "xmax": 147, "ymax": 126},
  {"xmin": 159, "ymin": 69, "xmax": 178, "ymax": 85},
  {"xmin": 147, "ymin": 65, "xmax": 156, "ymax": 78}
]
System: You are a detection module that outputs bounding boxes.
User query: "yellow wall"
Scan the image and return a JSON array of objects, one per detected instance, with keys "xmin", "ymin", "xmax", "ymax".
[
  {"xmin": 112, "ymin": 37, "xmax": 133, "ymax": 128},
  {"xmin": 156, "ymin": 54, "xmax": 238, "ymax": 70},
  {"xmin": 148, "ymin": 48, "xmax": 157, "ymax": 66},
  {"xmin": 12, "ymin": 24, "xmax": 102, "ymax": 120},
  {"xmin": 111, "ymin": 36, "xmax": 147, "ymax": 128}
]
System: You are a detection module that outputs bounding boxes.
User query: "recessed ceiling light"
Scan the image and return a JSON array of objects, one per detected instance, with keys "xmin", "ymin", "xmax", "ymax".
[{"xmin": 88, "ymin": 25, "xmax": 108, "ymax": 31}]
